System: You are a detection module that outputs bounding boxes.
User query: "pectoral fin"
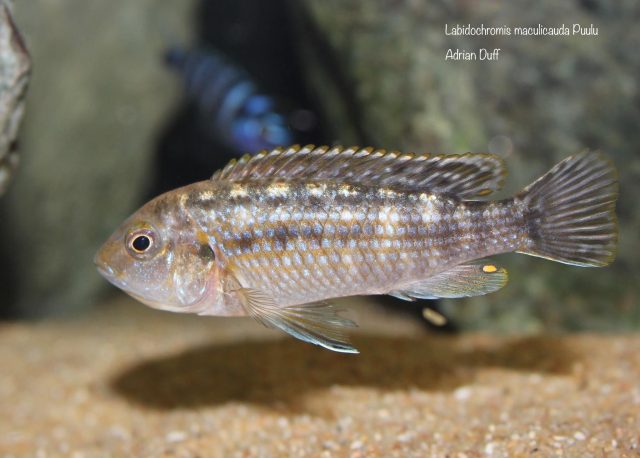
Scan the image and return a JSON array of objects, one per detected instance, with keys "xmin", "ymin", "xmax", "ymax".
[
  {"xmin": 235, "ymin": 287, "xmax": 359, "ymax": 354},
  {"xmin": 389, "ymin": 262, "xmax": 508, "ymax": 300}
]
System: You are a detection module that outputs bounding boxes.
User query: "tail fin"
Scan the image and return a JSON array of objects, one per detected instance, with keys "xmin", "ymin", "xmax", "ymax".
[{"xmin": 517, "ymin": 151, "xmax": 618, "ymax": 267}]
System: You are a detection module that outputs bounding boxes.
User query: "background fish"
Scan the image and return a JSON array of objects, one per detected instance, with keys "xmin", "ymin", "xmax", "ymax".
[
  {"xmin": 95, "ymin": 146, "xmax": 618, "ymax": 353},
  {"xmin": 165, "ymin": 47, "xmax": 303, "ymax": 154}
]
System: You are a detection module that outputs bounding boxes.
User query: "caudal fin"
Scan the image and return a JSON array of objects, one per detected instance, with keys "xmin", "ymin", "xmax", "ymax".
[{"xmin": 518, "ymin": 151, "xmax": 618, "ymax": 267}]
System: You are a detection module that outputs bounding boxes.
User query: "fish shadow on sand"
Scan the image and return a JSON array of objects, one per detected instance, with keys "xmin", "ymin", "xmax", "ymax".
[{"xmin": 111, "ymin": 334, "xmax": 578, "ymax": 413}]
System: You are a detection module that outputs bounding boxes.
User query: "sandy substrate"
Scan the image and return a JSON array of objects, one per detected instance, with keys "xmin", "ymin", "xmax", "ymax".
[{"xmin": 1, "ymin": 296, "xmax": 639, "ymax": 457}]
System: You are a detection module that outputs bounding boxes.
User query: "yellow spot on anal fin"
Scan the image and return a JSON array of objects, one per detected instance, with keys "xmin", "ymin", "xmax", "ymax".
[
  {"xmin": 422, "ymin": 308, "xmax": 447, "ymax": 326},
  {"xmin": 482, "ymin": 264, "xmax": 498, "ymax": 273}
]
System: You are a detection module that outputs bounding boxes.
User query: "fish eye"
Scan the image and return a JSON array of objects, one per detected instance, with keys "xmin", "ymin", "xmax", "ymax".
[
  {"xmin": 126, "ymin": 228, "xmax": 157, "ymax": 257},
  {"xmin": 132, "ymin": 235, "xmax": 151, "ymax": 252}
]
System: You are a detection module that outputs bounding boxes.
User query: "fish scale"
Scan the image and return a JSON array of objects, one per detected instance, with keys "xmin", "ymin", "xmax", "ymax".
[
  {"xmin": 96, "ymin": 146, "xmax": 618, "ymax": 353},
  {"xmin": 190, "ymin": 180, "xmax": 526, "ymax": 307}
]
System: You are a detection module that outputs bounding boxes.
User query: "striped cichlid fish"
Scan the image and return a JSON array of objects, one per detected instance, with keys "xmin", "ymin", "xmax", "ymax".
[
  {"xmin": 95, "ymin": 146, "xmax": 618, "ymax": 353},
  {"xmin": 165, "ymin": 47, "xmax": 294, "ymax": 154}
]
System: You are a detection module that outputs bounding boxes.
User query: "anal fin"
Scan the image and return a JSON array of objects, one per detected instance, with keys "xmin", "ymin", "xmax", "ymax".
[
  {"xmin": 389, "ymin": 262, "xmax": 508, "ymax": 300},
  {"xmin": 235, "ymin": 288, "xmax": 359, "ymax": 354}
]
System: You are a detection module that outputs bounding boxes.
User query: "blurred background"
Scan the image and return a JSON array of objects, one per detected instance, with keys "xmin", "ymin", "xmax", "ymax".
[{"xmin": 1, "ymin": 0, "xmax": 639, "ymax": 332}]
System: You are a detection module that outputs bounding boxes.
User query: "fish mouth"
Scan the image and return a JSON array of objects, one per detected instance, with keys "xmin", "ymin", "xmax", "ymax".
[
  {"xmin": 94, "ymin": 253, "xmax": 114, "ymax": 278},
  {"xmin": 93, "ymin": 252, "xmax": 128, "ymax": 289}
]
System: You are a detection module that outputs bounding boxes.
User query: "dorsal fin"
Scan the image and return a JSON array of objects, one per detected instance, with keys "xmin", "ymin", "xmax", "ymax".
[{"xmin": 211, "ymin": 145, "xmax": 506, "ymax": 198}]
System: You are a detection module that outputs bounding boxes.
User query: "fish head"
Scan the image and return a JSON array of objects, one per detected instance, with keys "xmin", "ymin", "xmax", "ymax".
[{"xmin": 95, "ymin": 190, "xmax": 220, "ymax": 313}]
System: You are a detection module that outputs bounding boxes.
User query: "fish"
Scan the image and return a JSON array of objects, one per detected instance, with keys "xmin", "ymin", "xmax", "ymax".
[
  {"xmin": 95, "ymin": 146, "xmax": 618, "ymax": 353},
  {"xmin": 165, "ymin": 47, "xmax": 294, "ymax": 154}
]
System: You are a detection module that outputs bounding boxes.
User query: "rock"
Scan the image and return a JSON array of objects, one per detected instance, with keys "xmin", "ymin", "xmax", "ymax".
[
  {"xmin": 0, "ymin": 0, "xmax": 30, "ymax": 196},
  {"xmin": 293, "ymin": 0, "xmax": 640, "ymax": 330},
  {"xmin": 0, "ymin": 0, "xmax": 195, "ymax": 316}
]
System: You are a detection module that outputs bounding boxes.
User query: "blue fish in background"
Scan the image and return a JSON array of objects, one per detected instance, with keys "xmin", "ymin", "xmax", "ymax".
[{"xmin": 165, "ymin": 47, "xmax": 297, "ymax": 154}]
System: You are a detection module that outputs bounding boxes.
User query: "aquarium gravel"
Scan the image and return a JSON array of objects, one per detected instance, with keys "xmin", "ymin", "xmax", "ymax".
[{"xmin": 1, "ymin": 297, "xmax": 638, "ymax": 457}]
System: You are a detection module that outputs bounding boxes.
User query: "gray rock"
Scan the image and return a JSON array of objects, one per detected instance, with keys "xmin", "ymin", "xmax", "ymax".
[
  {"xmin": 0, "ymin": 0, "xmax": 30, "ymax": 196},
  {"xmin": 0, "ymin": 0, "xmax": 195, "ymax": 316},
  {"xmin": 294, "ymin": 0, "xmax": 640, "ymax": 330}
]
